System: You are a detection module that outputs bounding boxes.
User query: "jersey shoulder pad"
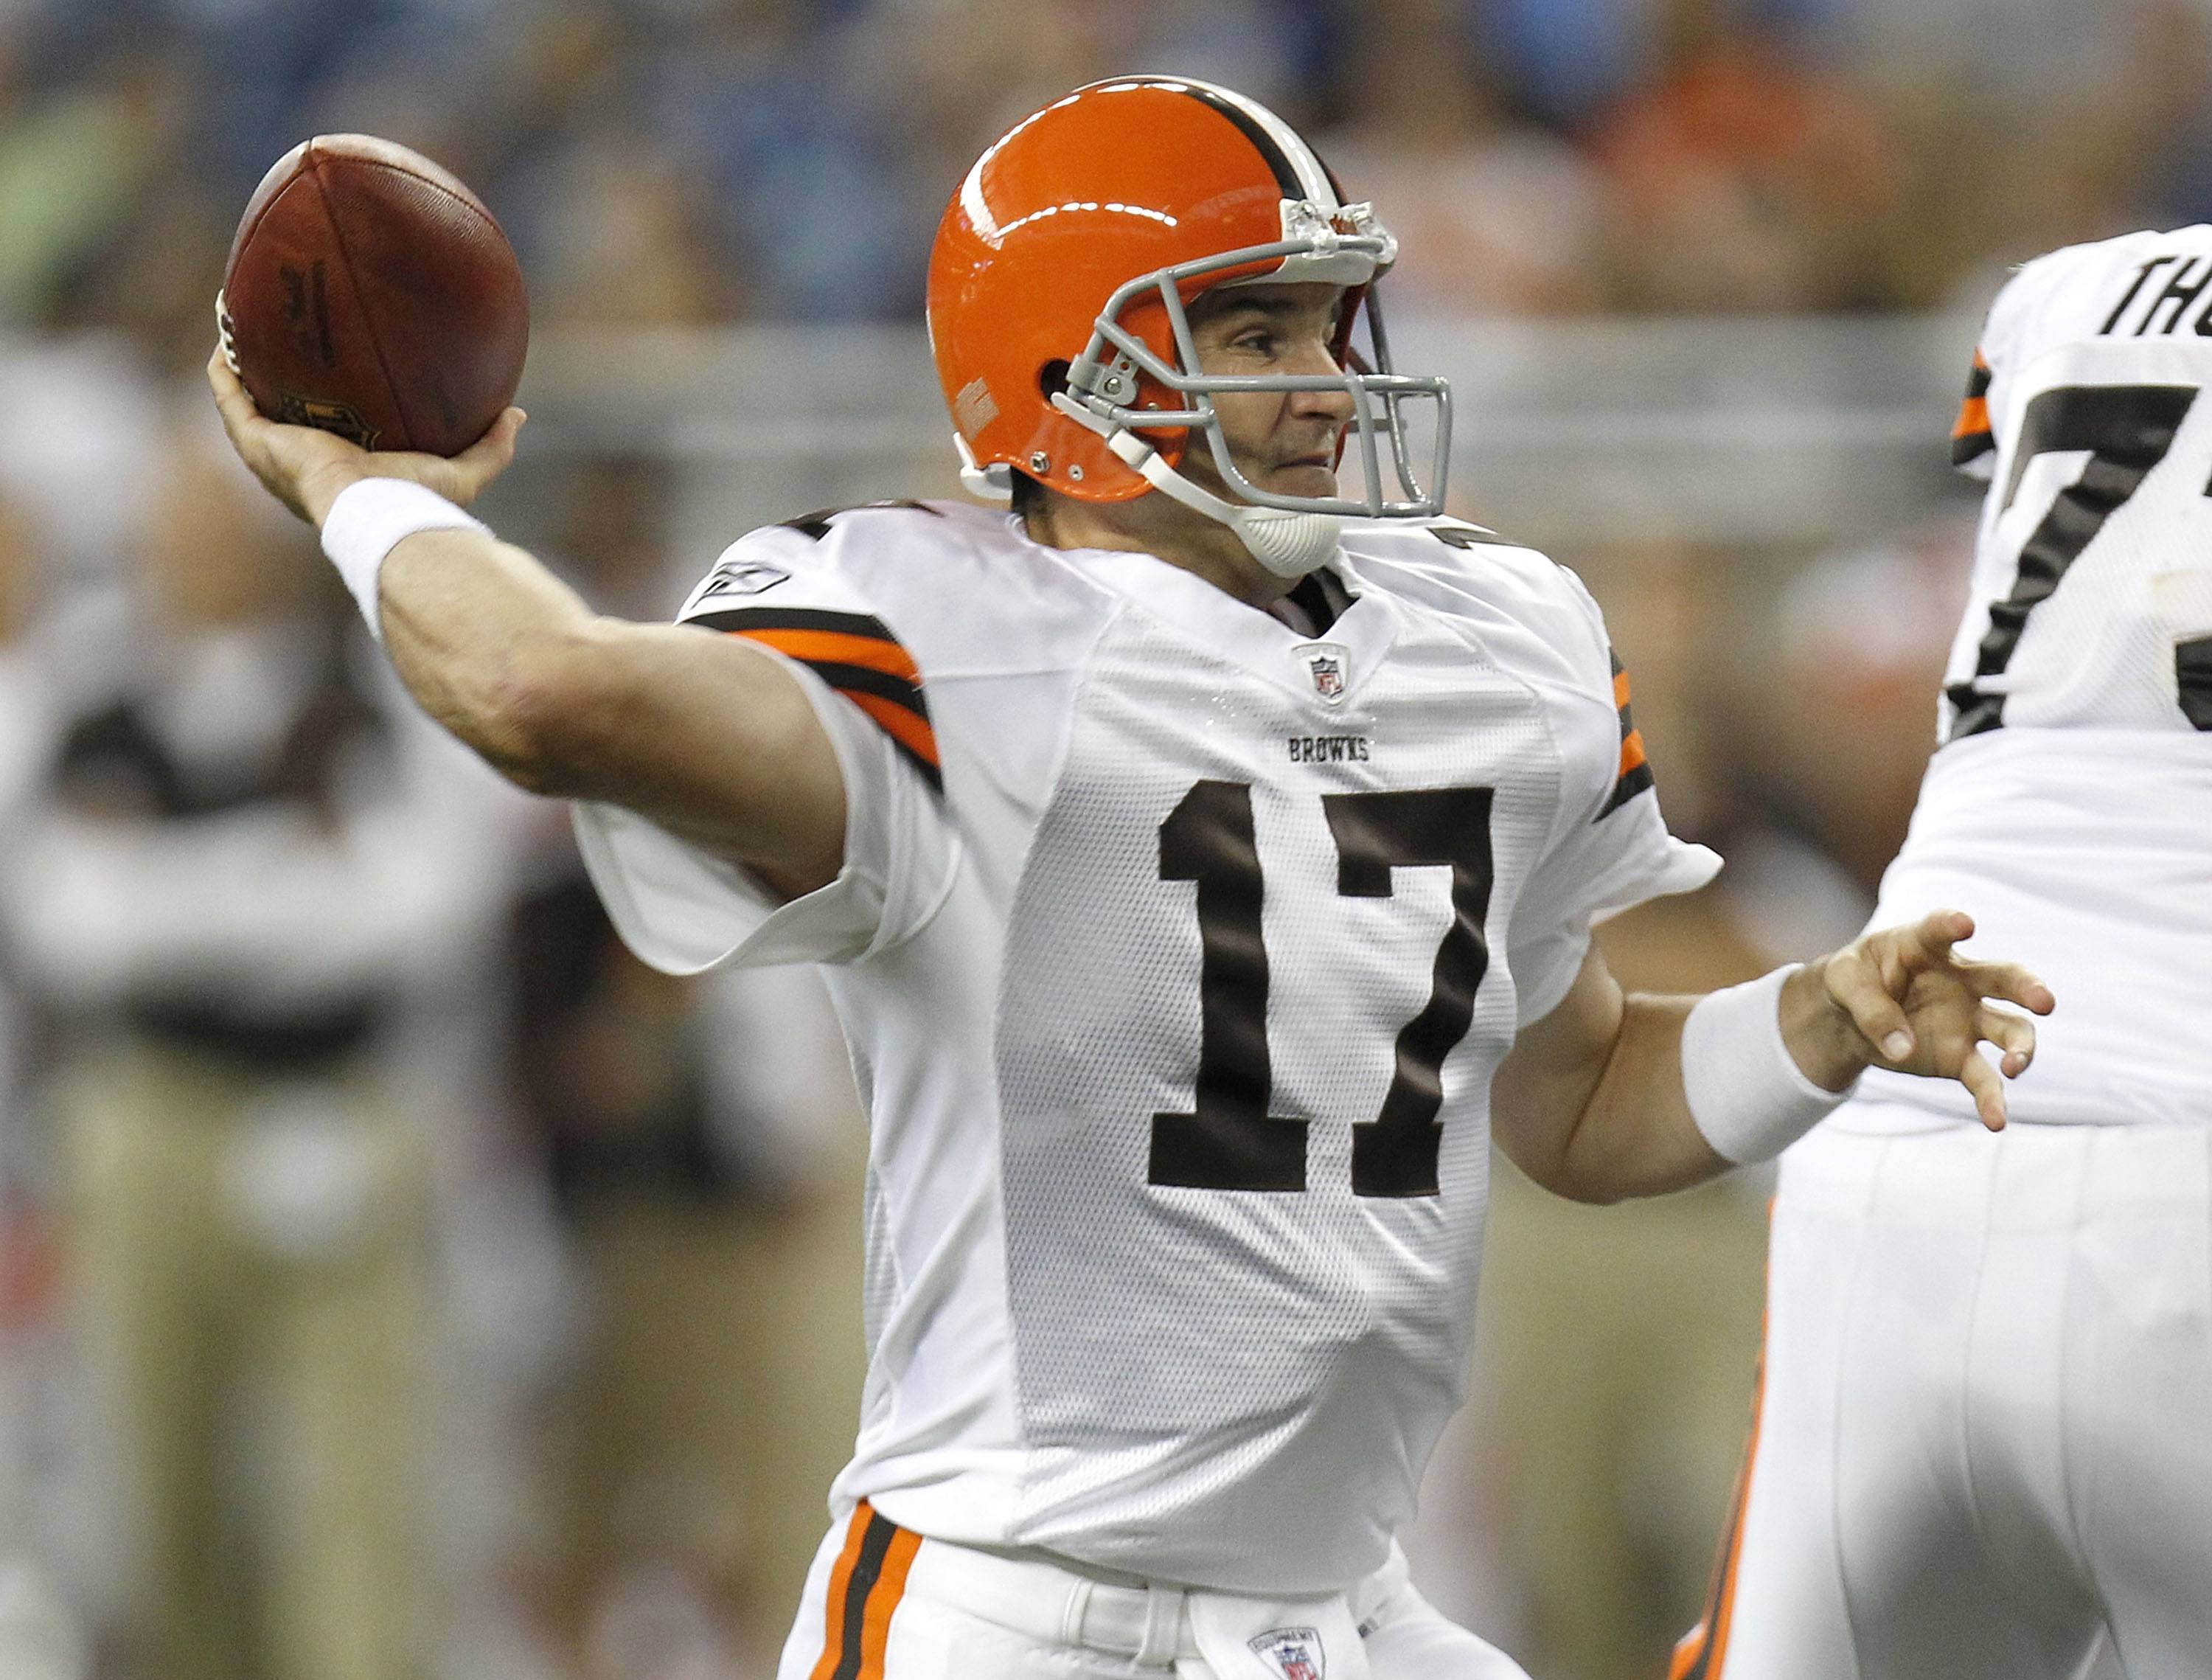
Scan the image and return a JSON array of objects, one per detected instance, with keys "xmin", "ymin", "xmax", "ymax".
[
  {"xmin": 777, "ymin": 497, "xmax": 1119, "ymax": 683},
  {"xmin": 1982, "ymin": 228, "xmax": 2212, "ymax": 369},
  {"xmin": 1343, "ymin": 518, "xmax": 1599, "ymax": 650},
  {"xmin": 677, "ymin": 499, "xmax": 983, "ymax": 620},
  {"xmin": 1346, "ymin": 521, "xmax": 1654, "ymax": 819},
  {"xmin": 1339, "ymin": 515, "xmax": 1557, "ymax": 586},
  {"xmin": 2011, "ymin": 224, "xmax": 2212, "ymax": 297}
]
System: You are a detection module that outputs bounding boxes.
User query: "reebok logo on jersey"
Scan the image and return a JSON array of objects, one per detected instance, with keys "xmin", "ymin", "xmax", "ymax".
[
  {"xmin": 1286, "ymin": 735, "xmax": 1371, "ymax": 763},
  {"xmin": 1249, "ymin": 1627, "xmax": 1325, "ymax": 1680},
  {"xmin": 692, "ymin": 557, "xmax": 791, "ymax": 605}
]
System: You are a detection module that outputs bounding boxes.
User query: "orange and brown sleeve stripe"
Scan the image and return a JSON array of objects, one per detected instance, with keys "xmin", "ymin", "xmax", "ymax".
[
  {"xmin": 1952, "ymin": 348, "xmax": 1994, "ymax": 468},
  {"xmin": 808, "ymin": 1502, "xmax": 922, "ymax": 1680},
  {"xmin": 1596, "ymin": 650, "xmax": 1655, "ymax": 819},
  {"xmin": 690, "ymin": 606, "xmax": 942, "ymax": 791}
]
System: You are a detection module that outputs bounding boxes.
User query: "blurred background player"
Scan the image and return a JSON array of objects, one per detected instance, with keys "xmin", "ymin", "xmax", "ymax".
[
  {"xmin": 0, "ymin": 407, "xmax": 869, "ymax": 1680},
  {"xmin": 1676, "ymin": 229, "xmax": 2212, "ymax": 1680},
  {"xmin": 0, "ymin": 411, "xmax": 509, "ymax": 1680}
]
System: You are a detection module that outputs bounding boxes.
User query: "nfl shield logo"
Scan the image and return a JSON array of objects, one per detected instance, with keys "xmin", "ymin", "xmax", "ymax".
[
  {"xmin": 1249, "ymin": 1626, "xmax": 1326, "ymax": 1680},
  {"xmin": 1294, "ymin": 641, "xmax": 1350, "ymax": 706},
  {"xmin": 273, "ymin": 391, "xmax": 380, "ymax": 450}
]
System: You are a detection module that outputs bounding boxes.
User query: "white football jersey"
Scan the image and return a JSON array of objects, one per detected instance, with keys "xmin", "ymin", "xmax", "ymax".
[
  {"xmin": 574, "ymin": 500, "xmax": 1716, "ymax": 1592},
  {"xmin": 1850, "ymin": 228, "xmax": 2212, "ymax": 1130}
]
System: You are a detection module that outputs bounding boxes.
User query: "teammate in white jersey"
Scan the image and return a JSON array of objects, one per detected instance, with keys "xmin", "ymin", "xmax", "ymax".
[
  {"xmin": 206, "ymin": 78, "xmax": 2049, "ymax": 1680},
  {"xmin": 1674, "ymin": 229, "xmax": 2212, "ymax": 1680}
]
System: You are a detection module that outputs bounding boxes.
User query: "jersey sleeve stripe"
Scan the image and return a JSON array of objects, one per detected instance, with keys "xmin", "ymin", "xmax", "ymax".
[
  {"xmin": 1952, "ymin": 348, "xmax": 1996, "ymax": 468},
  {"xmin": 841, "ymin": 692, "xmax": 944, "ymax": 788},
  {"xmin": 686, "ymin": 605, "xmax": 905, "ymax": 645},
  {"xmin": 1619, "ymin": 726, "xmax": 1649, "ymax": 780},
  {"xmin": 1599, "ymin": 756, "xmax": 1656, "ymax": 817},
  {"xmin": 1596, "ymin": 650, "xmax": 1657, "ymax": 819},
  {"xmin": 719, "ymin": 625, "xmax": 924, "ymax": 686},
  {"xmin": 687, "ymin": 608, "xmax": 944, "ymax": 791},
  {"xmin": 796, "ymin": 659, "xmax": 929, "ymax": 715}
]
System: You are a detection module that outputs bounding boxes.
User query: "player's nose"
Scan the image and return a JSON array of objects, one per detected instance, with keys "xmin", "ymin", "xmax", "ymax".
[{"xmin": 1285, "ymin": 359, "xmax": 1357, "ymax": 426}]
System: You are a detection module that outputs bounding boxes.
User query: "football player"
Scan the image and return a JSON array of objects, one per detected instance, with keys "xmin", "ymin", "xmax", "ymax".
[
  {"xmin": 1673, "ymin": 232, "xmax": 2212, "ymax": 1680},
  {"xmin": 209, "ymin": 77, "xmax": 2049, "ymax": 1680}
]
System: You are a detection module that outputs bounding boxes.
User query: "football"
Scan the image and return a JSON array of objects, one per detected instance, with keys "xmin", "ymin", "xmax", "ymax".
[{"xmin": 219, "ymin": 134, "xmax": 528, "ymax": 457}]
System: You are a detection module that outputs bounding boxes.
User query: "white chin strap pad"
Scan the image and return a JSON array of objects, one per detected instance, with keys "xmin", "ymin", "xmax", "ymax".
[
  {"xmin": 1098, "ymin": 421, "xmax": 1341, "ymax": 578},
  {"xmin": 1225, "ymin": 503, "xmax": 1343, "ymax": 577}
]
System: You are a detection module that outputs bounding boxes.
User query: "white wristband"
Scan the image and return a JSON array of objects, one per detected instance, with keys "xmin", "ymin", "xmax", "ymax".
[
  {"xmin": 319, "ymin": 478, "xmax": 489, "ymax": 642},
  {"xmin": 1681, "ymin": 964, "xmax": 1855, "ymax": 1164}
]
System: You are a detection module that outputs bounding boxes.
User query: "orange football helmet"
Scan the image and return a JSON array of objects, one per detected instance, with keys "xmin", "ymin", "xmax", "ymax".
[{"xmin": 928, "ymin": 76, "xmax": 1451, "ymax": 575}]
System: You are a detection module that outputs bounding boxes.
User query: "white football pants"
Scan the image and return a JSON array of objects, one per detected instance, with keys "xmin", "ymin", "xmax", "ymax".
[
  {"xmin": 777, "ymin": 1504, "xmax": 1531, "ymax": 1680},
  {"xmin": 1678, "ymin": 1120, "xmax": 2212, "ymax": 1680}
]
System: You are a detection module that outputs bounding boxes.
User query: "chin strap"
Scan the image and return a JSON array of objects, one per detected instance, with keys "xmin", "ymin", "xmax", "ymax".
[
  {"xmin": 1048, "ymin": 394, "xmax": 1341, "ymax": 579},
  {"xmin": 953, "ymin": 431, "xmax": 1014, "ymax": 505}
]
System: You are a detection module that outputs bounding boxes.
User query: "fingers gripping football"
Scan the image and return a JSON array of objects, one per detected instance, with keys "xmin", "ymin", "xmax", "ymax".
[
  {"xmin": 1815, "ymin": 909, "xmax": 2055, "ymax": 1129},
  {"xmin": 207, "ymin": 345, "xmax": 524, "ymax": 526}
]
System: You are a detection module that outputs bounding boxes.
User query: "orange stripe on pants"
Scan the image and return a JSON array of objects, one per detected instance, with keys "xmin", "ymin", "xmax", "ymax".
[
  {"xmin": 857, "ymin": 1527, "xmax": 922, "ymax": 1678},
  {"xmin": 807, "ymin": 1504, "xmax": 877, "ymax": 1680},
  {"xmin": 1671, "ymin": 1322, "xmax": 1770, "ymax": 1680},
  {"xmin": 809, "ymin": 1504, "xmax": 922, "ymax": 1680}
]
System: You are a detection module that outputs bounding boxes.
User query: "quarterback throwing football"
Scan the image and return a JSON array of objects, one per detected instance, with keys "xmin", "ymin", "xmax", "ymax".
[{"xmin": 212, "ymin": 78, "xmax": 2049, "ymax": 1680}]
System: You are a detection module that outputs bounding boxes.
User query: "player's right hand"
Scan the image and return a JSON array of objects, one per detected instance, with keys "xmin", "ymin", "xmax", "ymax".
[
  {"xmin": 1798, "ymin": 909, "xmax": 2054, "ymax": 1130},
  {"xmin": 207, "ymin": 344, "xmax": 524, "ymax": 527}
]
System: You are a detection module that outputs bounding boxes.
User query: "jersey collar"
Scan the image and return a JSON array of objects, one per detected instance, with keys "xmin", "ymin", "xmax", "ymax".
[{"xmin": 1027, "ymin": 522, "xmax": 1404, "ymax": 708}]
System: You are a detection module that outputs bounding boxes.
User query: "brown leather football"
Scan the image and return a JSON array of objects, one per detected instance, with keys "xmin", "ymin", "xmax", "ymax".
[{"xmin": 220, "ymin": 135, "xmax": 529, "ymax": 457}]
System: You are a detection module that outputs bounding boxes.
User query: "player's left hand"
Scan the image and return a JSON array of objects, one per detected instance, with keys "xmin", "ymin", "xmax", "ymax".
[
  {"xmin": 207, "ymin": 344, "xmax": 524, "ymax": 527},
  {"xmin": 1788, "ymin": 909, "xmax": 2054, "ymax": 1129}
]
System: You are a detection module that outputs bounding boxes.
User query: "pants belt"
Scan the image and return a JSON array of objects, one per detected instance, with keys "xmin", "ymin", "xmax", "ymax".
[{"xmin": 902, "ymin": 1537, "xmax": 1203, "ymax": 1665}]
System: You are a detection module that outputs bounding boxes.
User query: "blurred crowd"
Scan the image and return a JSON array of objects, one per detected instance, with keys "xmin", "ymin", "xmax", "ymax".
[
  {"xmin": 2, "ymin": 0, "xmax": 2211, "ymax": 356},
  {"xmin": 0, "ymin": 1, "xmax": 2161, "ymax": 1679}
]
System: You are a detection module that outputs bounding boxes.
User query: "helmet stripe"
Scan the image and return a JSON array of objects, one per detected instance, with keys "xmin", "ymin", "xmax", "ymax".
[
  {"xmin": 1172, "ymin": 82, "xmax": 1301, "ymax": 195},
  {"xmin": 1113, "ymin": 77, "xmax": 1335, "ymax": 209},
  {"xmin": 1194, "ymin": 83, "xmax": 1338, "ymax": 207}
]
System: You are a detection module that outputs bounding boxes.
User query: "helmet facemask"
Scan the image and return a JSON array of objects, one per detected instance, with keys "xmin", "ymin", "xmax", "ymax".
[{"xmin": 1048, "ymin": 198, "xmax": 1453, "ymax": 577}]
